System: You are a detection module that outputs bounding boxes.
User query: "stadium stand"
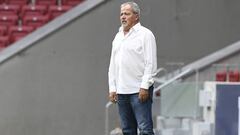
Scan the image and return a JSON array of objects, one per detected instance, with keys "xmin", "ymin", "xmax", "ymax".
[
  {"xmin": 0, "ymin": 35, "xmax": 10, "ymax": 49},
  {"xmin": 7, "ymin": 0, "xmax": 29, "ymax": 6},
  {"xmin": 0, "ymin": 25, "xmax": 7, "ymax": 35},
  {"xmin": 48, "ymin": 5, "xmax": 72, "ymax": 19},
  {"xmin": 8, "ymin": 25, "xmax": 34, "ymax": 43},
  {"xmin": 20, "ymin": 4, "xmax": 48, "ymax": 17},
  {"xmin": 0, "ymin": 0, "xmax": 84, "ymax": 49},
  {"xmin": 0, "ymin": 14, "xmax": 19, "ymax": 27},
  {"xmin": 215, "ymin": 70, "xmax": 227, "ymax": 82},
  {"xmin": 62, "ymin": 0, "xmax": 84, "ymax": 6},
  {"xmin": 228, "ymin": 70, "xmax": 240, "ymax": 82},
  {"xmin": 215, "ymin": 69, "xmax": 240, "ymax": 82},
  {"xmin": 35, "ymin": 0, "xmax": 56, "ymax": 6},
  {"xmin": 22, "ymin": 14, "xmax": 50, "ymax": 29},
  {"xmin": 0, "ymin": 4, "xmax": 20, "ymax": 15}
]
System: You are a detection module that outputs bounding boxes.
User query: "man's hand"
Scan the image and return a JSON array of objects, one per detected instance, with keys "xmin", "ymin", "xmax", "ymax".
[
  {"xmin": 138, "ymin": 88, "xmax": 149, "ymax": 102},
  {"xmin": 109, "ymin": 92, "xmax": 117, "ymax": 103}
]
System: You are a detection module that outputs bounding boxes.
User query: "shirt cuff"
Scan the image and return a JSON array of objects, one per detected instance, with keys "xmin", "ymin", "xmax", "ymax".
[
  {"xmin": 140, "ymin": 82, "xmax": 150, "ymax": 90},
  {"xmin": 109, "ymin": 86, "xmax": 117, "ymax": 93}
]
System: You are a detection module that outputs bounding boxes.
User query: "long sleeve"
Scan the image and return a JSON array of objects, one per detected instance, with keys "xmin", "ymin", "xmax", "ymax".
[
  {"xmin": 108, "ymin": 44, "xmax": 117, "ymax": 93},
  {"xmin": 140, "ymin": 32, "xmax": 157, "ymax": 89},
  {"xmin": 109, "ymin": 23, "xmax": 157, "ymax": 94}
]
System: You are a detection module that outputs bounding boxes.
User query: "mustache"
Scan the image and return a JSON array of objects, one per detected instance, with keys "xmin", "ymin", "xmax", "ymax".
[{"xmin": 121, "ymin": 20, "xmax": 127, "ymax": 23}]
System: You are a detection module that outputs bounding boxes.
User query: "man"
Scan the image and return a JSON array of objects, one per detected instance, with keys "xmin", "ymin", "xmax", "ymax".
[{"xmin": 108, "ymin": 2, "xmax": 157, "ymax": 135}]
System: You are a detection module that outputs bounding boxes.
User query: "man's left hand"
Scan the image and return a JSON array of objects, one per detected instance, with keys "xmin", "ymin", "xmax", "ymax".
[{"xmin": 138, "ymin": 88, "xmax": 149, "ymax": 102}]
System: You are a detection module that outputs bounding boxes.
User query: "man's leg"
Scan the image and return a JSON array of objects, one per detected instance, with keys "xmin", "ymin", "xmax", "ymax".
[
  {"xmin": 117, "ymin": 94, "xmax": 138, "ymax": 135},
  {"xmin": 131, "ymin": 86, "xmax": 155, "ymax": 135}
]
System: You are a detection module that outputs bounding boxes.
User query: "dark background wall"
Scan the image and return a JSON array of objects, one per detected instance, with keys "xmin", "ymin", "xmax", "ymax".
[{"xmin": 0, "ymin": 0, "xmax": 239, "ymax": 135}]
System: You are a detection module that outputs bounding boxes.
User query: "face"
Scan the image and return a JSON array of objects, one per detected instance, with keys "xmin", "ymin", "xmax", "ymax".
[{"xmin": 120, "ymin": 4, "xmax": 139, "ymax": 32}]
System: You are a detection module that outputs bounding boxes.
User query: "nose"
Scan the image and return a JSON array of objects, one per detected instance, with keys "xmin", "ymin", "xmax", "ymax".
[{"xmin": 121, "ymin": 14, "xmax": 126, "ymax": 20}]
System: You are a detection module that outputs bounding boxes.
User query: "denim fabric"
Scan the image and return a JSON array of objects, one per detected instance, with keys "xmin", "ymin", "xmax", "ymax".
[{"xmin": 117, "ymin": 86, "xmax": 154, "ymax": 135}]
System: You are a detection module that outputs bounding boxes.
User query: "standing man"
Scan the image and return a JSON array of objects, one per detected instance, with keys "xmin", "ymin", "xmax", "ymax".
[{"xmin": 108, "ymin": 2, "xmax": 157, "ymax": 135}]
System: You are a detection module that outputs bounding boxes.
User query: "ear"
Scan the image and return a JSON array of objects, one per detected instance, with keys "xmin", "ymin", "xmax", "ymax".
[{"xmin": 135, "ymin": 14, "xmax": 139, "ymax": 21}]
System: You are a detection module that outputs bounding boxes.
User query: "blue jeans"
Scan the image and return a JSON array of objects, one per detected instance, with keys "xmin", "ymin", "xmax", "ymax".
[{"xmin": 117, "ymin": 86, "xmax": 154, "ymax": 135}]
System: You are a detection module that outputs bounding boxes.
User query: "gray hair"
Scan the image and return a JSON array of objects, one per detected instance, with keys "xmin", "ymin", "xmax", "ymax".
[{"xmin": 121, "ymin": 2, "xmax": 140, "ymax": 16}]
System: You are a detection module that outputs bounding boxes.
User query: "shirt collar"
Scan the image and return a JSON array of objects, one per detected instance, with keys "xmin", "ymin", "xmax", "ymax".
[{"xmin": 119, "ymin": 22, "xmax": 141, "ymax": 32}]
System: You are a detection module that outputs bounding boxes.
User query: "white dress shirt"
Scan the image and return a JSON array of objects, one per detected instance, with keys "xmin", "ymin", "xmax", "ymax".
[{"xmin": 108, "ymin": 23, "xmax": 157, "ymax": 94}]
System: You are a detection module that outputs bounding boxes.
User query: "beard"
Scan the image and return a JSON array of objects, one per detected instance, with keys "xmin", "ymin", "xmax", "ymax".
[
  {"xmin": 121, "ymin": 22, "xmax": 127, "ymax": 27},
  {"xmin": 121, "ymin": 22, "xmax": 129, "ymax": 30}
]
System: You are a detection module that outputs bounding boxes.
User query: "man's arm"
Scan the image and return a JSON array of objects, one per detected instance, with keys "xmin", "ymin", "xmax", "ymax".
[
  {"xmin": 139, "ymin": 31, "xmax": 157, "ymax": 102},
  {"xmin": 141, "ymin": 31, "xmax": 157, "ymax": 89},
  {"xmin": 108, "ymin": 43, "xmax": 117, "ymax": 103},
  {"xmin": 108, "ymin": 44, "xmax": 117, "ymax": 93}
]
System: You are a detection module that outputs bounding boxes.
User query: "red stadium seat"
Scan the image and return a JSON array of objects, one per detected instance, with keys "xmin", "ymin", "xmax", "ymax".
[
  {"xmin": 62, "ymin": 0, "xmax": 84, "ymax": 6},
  {"xmin": 0, "ymin": 25, "xmax": 7, "ymax": 36},
  {"xmin": 0, "ymin": 14, "xmax": 18, "ymax": 27},
  {"xmin": 8, "ymin": 25, "xmax": 34, "ymax": 43},
  {"xmin": 22, "ymin": 14, "xmax": 50, "ymax": 29},
  {"xmin": 0, "ymin": 4, "xmax": 20, "ymax": 15},
  {"xmin": 48, "ymin": 5, "xmax": 72, "ymax": 19},
  {"xmin": 0, "ymin": 36, "xmax": 10, "ymax": 49},
  {"xmin": 228, "ymin": 70, "xmax": 240, "ymax": 82},
  {"xmin": 36, "ymin": 0, "xmax": 56, "ymax": 6},
  {"xmin": 7, "ymin": 0, "xmax": 29, "ymax": 6},
  {"xmin": 0, "ymin": 0, "xmax": 5, "ymax": 4},
  {"xmin": 20, "ymin": 4, "xmax": 48, "ymax": 17},
  {"xmin": 216, "ymin": 71, "xmax": 227, "ymax": 82}
]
